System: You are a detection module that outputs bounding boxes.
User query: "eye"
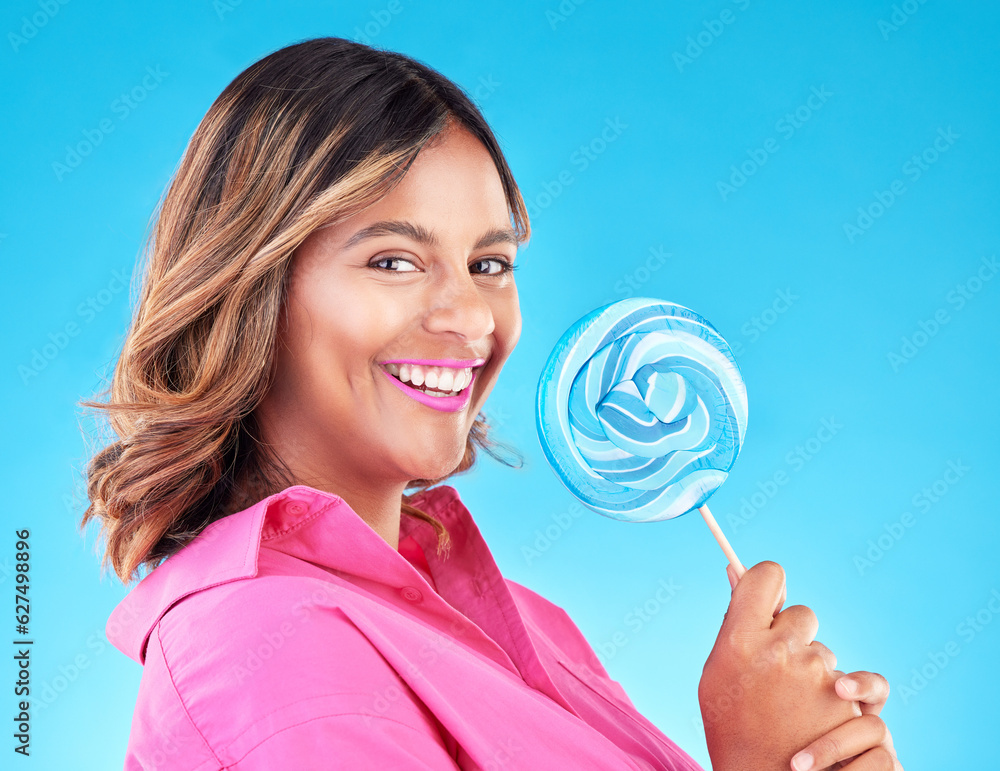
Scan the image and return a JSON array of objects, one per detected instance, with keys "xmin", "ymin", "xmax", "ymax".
[
  {"xmin": 471, "ymin": 257, "xmax": 518, "ymax": 276},
  {"xmin": 370, "ymin": 255, "xmax": 419, "ymax": 272}
]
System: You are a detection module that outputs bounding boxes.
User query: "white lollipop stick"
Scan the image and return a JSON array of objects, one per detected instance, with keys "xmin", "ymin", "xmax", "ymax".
[{"xmin": 698, "ymin": 504, "xmax": 746, "ymax": 578}]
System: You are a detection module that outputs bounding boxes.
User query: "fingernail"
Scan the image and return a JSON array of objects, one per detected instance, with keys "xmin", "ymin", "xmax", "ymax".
[
  {"xmin": 726, "ymin": 564, "xmax": 737, "ymax": 591},
  {"xmin": 791, "ymin": 752, "xmax": 814, "ymax": 771},
  {"xmin": 839, "ymin": 677, "xmax": 858, "ymax": 696}
]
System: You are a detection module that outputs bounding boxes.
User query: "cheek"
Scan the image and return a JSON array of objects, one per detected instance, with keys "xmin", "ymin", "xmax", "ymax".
[
  {"xmin": 494, "ymin": 290, "xmax": 522, "ymax": 354},
  {"xmin": 287, "ymin": 278, "xmax": 392, "ymax": 376}
]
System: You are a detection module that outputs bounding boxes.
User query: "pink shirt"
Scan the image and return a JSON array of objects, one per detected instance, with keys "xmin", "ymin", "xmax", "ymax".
[{"xmin": 107, "ymin": 483, "xmax": 704, "ymax": 769}]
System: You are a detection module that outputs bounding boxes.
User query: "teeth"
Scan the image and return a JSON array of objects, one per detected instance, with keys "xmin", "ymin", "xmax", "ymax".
[{"xmin": 384, "ymin": 362, "xmax": 475, "ymax": 394}]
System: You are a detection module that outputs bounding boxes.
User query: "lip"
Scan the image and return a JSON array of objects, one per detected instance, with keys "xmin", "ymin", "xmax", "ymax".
[
  {"xmin": 380, "ymin": 357, "xmax": 487, "ymax": 368},
  {"xmin": 379, "ymin": 366, "xmax": 478, "ymax": 413}
]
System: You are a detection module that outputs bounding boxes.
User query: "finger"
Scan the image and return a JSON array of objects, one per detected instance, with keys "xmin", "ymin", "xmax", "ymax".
[
  {"xmin": 828, "ymin": 746, "xmax": 900, "ymax": 771},
  {"xmin": 790, "ymin": 715, "xmax": 893, "ymax": 771},
  {"xmin": 828, "ymin": 671, "xmax": 865, "ymax": 720},
  {"xmin": 722, "ymin": 560, "xmax": 787, "ymax": 634},
  {"xmin": 836, "ymin": 671, "xmax": 891, "ymax": 716},
  {"xmin": 808, "ymin": 640, "xmax": 837, "ymax": 671},
  {"xmin": 770, "ymin": 604, "xmax": 819, "ymax": 643}
]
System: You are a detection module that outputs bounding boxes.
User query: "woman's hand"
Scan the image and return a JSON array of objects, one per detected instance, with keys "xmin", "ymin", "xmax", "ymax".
[
  {"xmin": 788, "ymin": 670, "xmax": 902, "ymax": 770},
  {"xmin": 698, "ymin": 560, "xmax": 899, "ymax": 771}
]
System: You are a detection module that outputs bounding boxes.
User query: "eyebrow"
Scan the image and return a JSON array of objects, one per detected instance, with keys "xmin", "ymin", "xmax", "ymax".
[{"xmin": 342, "ymin": 219, "xmax": 521, "ymax": 251}]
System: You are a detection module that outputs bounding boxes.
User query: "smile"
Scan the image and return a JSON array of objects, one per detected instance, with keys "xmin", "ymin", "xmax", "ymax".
[{"xmin": 379, "ymin": 361, "xmax": 481, "ymax": 412}]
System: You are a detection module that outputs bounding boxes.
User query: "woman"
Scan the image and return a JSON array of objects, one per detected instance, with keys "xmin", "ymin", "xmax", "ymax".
[{"xmin": 82, "ymin": 37, "xmax": 901, "ymax": 770}]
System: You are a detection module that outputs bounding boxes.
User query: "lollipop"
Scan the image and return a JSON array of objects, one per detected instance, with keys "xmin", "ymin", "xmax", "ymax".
[{"xmin": 536, "ymin": 297, "xmax": 748, "ymax": 575}]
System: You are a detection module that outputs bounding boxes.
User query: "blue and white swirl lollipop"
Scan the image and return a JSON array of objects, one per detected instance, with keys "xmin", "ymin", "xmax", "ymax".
[{"xmin": 536, "ymin": 297, "xmax": 748, "ymax": 573}]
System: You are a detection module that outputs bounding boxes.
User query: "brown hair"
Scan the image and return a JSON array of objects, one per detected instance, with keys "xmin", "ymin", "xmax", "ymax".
[{"xmin": 78, "ymin": 37, "xmax": 529, "ymax": 585}]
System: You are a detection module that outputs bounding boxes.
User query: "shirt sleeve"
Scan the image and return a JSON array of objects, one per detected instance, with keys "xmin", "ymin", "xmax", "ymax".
[{"xmin": 227, "ymin": 713, "xmax": 461, "ymax": 770}]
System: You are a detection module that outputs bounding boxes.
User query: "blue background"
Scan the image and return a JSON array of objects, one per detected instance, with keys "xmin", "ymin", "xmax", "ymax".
[{"xmin": 3, "ymin": 1, "xmax": 997, "ymax": 768}]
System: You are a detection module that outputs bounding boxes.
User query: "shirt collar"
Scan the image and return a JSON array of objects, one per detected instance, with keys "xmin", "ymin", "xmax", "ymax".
[{"xmin": 106, "ymin": 484, "xmax": 463, "ymax": 665}]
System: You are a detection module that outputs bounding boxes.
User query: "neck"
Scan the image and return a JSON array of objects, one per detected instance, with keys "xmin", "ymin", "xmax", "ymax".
[
  {"xmin": 324, "ymin": 479, "xmax": 407, "ymax": 551},
  {"xmin": 280, "ymin": 471, "xmax": 406, "ymax": 550},
  {"xmin": 255, "ymin": 408, "xmax": 410, "ymax": 551}
]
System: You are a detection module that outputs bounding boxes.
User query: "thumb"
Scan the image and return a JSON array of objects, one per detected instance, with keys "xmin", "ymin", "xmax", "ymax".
[{"xmin": 718, "ymin": 561, "xmax": 787, "ymax": 635}]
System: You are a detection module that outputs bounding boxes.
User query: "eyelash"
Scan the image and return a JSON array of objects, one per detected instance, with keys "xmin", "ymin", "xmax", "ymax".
[{"xmin": 369, "ymin": 256, "xmax": 519, "ymax": 276}]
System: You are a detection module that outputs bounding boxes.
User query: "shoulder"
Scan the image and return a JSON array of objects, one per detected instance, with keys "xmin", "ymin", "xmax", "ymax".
[
  {"xmin": 136, "ymin": 573, "xmax": 451, "ymax": 766},
  {"xmin": 156, "ymin": 572, "xmax": 384, "ymax": 692}
]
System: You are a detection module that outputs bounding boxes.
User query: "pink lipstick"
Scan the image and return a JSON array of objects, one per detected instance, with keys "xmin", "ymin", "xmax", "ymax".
[{"xmin": 380, "ymin": 366, "xmax": 478, "ymax": 413}]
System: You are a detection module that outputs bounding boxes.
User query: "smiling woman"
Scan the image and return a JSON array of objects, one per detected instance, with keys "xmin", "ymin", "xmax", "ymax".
[{"xmin": 76, "ymin": 35, "xmax": 900, "ymax": 771}]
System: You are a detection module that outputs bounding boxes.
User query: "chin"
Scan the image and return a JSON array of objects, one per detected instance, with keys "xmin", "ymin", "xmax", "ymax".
[{"xmin": 406, "ymin": 446, "xmax": 467, "ymax": 483}]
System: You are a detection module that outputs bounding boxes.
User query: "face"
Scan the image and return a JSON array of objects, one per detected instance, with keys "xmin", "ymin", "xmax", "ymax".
[{"xmin": 259, "ymin": 125, "xmax": 523, "ymax": 492}]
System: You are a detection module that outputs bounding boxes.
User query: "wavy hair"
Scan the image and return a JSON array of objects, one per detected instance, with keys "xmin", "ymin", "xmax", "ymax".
[{"xmin": 78, "ymin": 37, "xmax": 529, "ymax": 585}]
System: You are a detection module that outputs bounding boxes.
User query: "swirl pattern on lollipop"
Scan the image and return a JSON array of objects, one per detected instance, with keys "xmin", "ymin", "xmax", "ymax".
[{"xmin": 536, "ymin": 298, "xmax": 748, "ymax": 522}]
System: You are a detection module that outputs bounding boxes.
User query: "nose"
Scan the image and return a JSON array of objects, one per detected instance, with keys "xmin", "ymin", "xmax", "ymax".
[{"xmin": 423, "ymin": 266, "xmax": 495, "ymax": 341}]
